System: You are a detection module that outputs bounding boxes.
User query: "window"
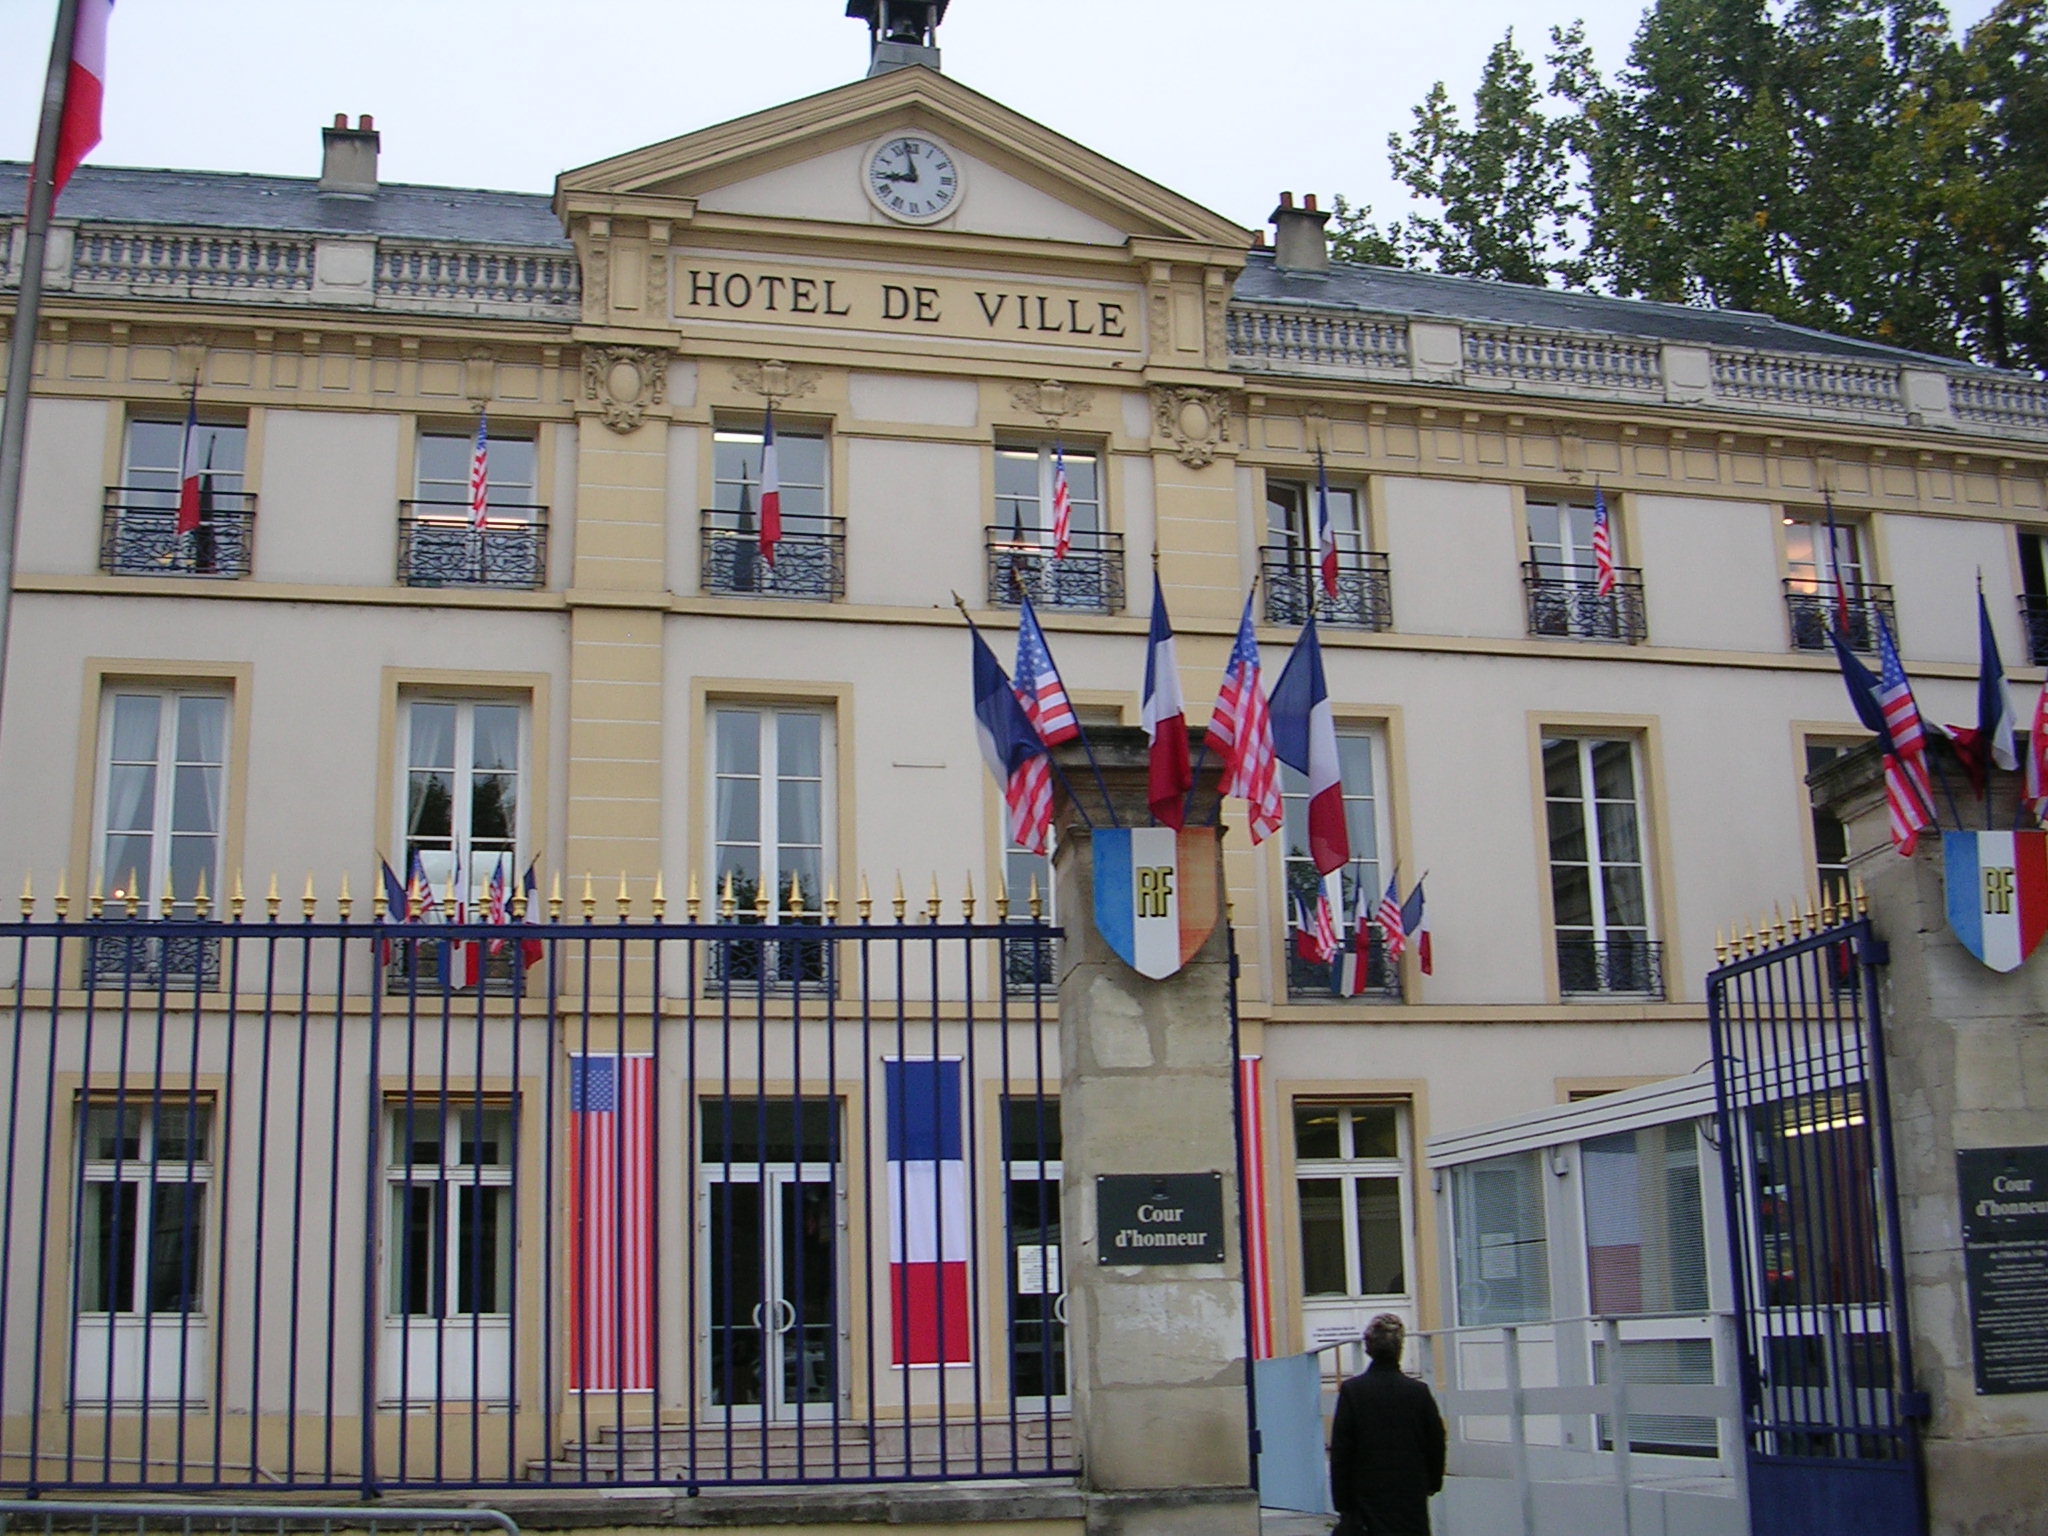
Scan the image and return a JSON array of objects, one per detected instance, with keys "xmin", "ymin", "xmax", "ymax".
[
  {"xmin": 1294, "ymin": 1103, "xmax": 1411, "ymax": 1302},
  {"xmin": 383, "ymin": 1101, "xmax": 515, "ymax": 1402},
  {"xmin": 72, "ymin": 1098, "xmax": 212, "ymax": 1402},
  {"xmin": 2019, "ymin": 531, "xmax": 2048, "ymax": 665},
  {"xmin": 1783, "ymin": 513, "xmax": 1890, "ymax": 650},
  {"xmin": 1002, "ymin": 1095, "xmax": 1065, "ymax": 1402},
  {"xmin": 988, "ymin": 442, "xmax": 1121, "ymax": 612},
  {"xmin": 1524, "ymin": 496, "xmax": 1645, "ymax": 642},
  {"xmin": 1281, "ymin": 728, "xmax": 1398, "ymax": 999},
  {"xmin": 399, "ymin": 424, "xmax": 545, "ymax": 589},
  {"xmin": 104, "ymin": 417, "xmax": 251, "ymax": 577},
  {"xmin": 394, "ymin": 698, "xmax": 524, "ymax": 988},
  {"xmin": 705, "ymin": 422, "xmax": 841, "ymax": 600},
  {"xmin": 1806, "ymin": 740, "xmax": 1856, "ymax": 903},
  {"xmin": 710, "ymin": 706, "xmax": 833, "ymax": 986},
  {"xmin": 1001, "ymin": 829, "xmax": 1056, "ymax": 994},
  {"xmin": 1261, "ymin": 476, "xmax": 1388, "ymax": 629},
  {"xmin": 1543, "ymin": 736, "xmax": 1662, "ymax": 997},
  {"xmin": 1451, "ymin": 1151, "xmax": 1550, "ymax": 1325}
]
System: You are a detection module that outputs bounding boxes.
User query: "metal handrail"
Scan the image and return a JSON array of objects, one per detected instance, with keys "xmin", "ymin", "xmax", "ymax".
[{"xmin": 396, "ymin": 502, "xmax": 548, "ymax": 590}]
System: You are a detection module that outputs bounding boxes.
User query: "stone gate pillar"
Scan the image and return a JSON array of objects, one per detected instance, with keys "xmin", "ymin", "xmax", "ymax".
[
  {"xmin": 1051, "ymin": 726, "xmax": 1257, "ymax": 1536},
  {"xmin": 1816, "ymin": 740, "xmax": 2048, "ymax": 1536}
]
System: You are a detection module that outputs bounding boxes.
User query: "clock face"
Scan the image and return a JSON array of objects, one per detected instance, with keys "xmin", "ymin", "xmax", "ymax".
[{"xmin": 864, "ymin": 134, "xmax": 962, "ymax": 224}]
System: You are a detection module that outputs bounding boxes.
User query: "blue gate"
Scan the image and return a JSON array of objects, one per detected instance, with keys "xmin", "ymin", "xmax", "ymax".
[{"xmin": 1707, "ymin": 908, "xmax": 1926, "ymax": 1536}]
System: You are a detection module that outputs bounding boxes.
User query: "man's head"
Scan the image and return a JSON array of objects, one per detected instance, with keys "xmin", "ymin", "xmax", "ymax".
[{"xmin": 1364, "ymin": 1312, "xmax": 1405, "ymax": 1364}]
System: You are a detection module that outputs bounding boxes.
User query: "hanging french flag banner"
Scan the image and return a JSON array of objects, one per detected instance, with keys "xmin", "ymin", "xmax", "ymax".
[
  {"xmin": 885, "ymin": 1057, "xmax": 971, "ymax": 1367},
  {"xmin": 1093, "ymin": 825, "xmax": 1220, "ymax": 980},
  {"xmin": 1944, "ymin": 831, "xmax": 2048, "ymax": 973}
]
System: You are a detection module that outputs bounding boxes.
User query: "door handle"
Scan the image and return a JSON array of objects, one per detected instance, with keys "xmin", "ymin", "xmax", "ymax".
[
  {"xmin": 1053, "ymin": 1291, "xmax": 1069, "ymax": 1325},
  {"xmin": 749, "ymin": 1302, "xmax": 765, "ymax": 1330},
  {"xmin": 775, "ymin": 1296, "xmax": 798, "ymax": 1334}
]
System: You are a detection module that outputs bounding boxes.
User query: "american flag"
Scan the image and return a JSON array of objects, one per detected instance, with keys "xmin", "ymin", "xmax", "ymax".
[
  {"xmin": 1014, "ymin": 596, "xmax": 1080, "ymax": 745},
  {"xmin": 1591, "ymin": 485, "xmax": 1617, "ymax": 597},
  {"xmin": 1237, "ymin": 1054, "xmax": 1274, "ymax": 1358},
  {"xmin": 468, "ymin": 410, "xmax": 490, "ymax": 531},
  {"xmin": 1875, "ymin": 617, "xmax": 1936, "ymax": 853},
  {"xmin": 1314, "ymin": 450, "xmax": 1338, "ymax": 599},
  {"xmin": 1051, "ymin": 443, "xmax": 1073, "ymax": 561},
  {"xmin": 1375, "ymin": 875, "xmax": 1406, "ymax": 961},
  {"xmin": 569, "ymin": 1053, "xmax": 656, "ymax": 1391},
  {"xmin": 1208, "ymin": 589, "xmax": 1282, "ymax": 844},
  {"xmin": 1294, "ymin": 891, "xmax": 1338, "ymax": 966}
]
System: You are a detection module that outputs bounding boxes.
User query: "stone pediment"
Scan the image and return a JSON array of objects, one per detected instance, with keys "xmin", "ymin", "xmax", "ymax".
[{"xmin": 555, "ymin": 67, "xmax": 1247, "ymax": 254}]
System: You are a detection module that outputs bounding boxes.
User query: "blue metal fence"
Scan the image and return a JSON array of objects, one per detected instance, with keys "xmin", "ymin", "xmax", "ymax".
[{"xmin": 0, "ymin": 904, "xmax": 1069, "ymax": 1495}]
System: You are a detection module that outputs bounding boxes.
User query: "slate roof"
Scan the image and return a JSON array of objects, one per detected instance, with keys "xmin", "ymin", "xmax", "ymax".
[
  {"xmin": 0, "ymin": 162, "xmax": 569, "ymax": 249},
  {"xmin": 1237, "ymin": 250, "xmax": 1960, "ymax": 368}
]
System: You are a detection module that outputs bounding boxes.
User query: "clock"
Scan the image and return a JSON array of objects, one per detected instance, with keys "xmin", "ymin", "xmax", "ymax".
[{"xmin": 863, "ymin": 133, "xmax": 963, "ymax": 224}]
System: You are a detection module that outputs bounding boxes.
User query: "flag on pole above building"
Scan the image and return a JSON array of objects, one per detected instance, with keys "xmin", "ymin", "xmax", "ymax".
[
  {"xmin": 1208, "ymin": 589, "xmax": 1283, "ymax": 844},
  {"xmin": 468, "ymin": 410, "xmax": 490, "ymax": 531},
  {"xmin": 970, "ymin": 618, "xmax": 1053, "ymax": 854},
  {"xmin": 1141, "ymin": 572, "xmax": 1191, "ymax": 829},
  {"xmin": 52, "ymin": 0, "xmax": 113, "ymax": 202},
  {"xmin": 1270, "ymin": 613, "xmax": 1349, "ymax": 875},
  {"xmin": 759, "ymin": 403, "xmax": 782, "ymax": 567},
  {"xmin": 1013, "ymin": 595, "xmax": 1079, "ymax": 746}
]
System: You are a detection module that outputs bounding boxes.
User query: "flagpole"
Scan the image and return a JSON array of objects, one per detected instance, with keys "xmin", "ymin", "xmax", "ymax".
[
  {"xmin": 0, "ymin": 0, "xmax": 85, "ymax": 742},
  {"xmin": 952, "ymin": 593, "xmax": 1095, "ymax": 832},
  {"xmin": 1019, "ymin": 592, "xmax": 1120, "ymax": 825}
]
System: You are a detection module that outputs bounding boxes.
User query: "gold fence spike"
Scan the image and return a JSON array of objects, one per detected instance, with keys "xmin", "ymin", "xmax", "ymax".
[
  {"xmin": 926, "ymin": 873, "xmax": 942, "ymax": 923},
  {"xmin": 372, "ymin": 868, "xmax": 389, "ymax": 920},
  {"xmin": 582, "ymin": 873, "xmax": 597, "ymax": 921},
  {"xmin": 1771, "ymin": 903, "xmax": 1786, "ymax": 943},
  {"xmin": 962, "ymin": 871, "xmax": 976, "ymax": 922},
  {"xmin": 17, "ymin": 873, "xmax": 31, "ymax": 919},
  {"xmin": 127, "ymin": 871, "xmax": 143, "ymax": 917},
  {"xmin": 824, "ymin": 879, "xmax": 839, "ymax": 923},
  {"xmin": 304, "ymin": 872, "xmax": 319, "ymax": 920},
  {"xmin": 1714, "ymin": 928, "xmax": 1727, "ymax": 965},
  {"xmin": 196, "ymin": 869, "xmax": 213, "ymax": 920},
  {"xmin": 55, "ymin": 871, "xmax": 69, "ymax": 920},
  {"xmin": 754, "ymin": 876, "xmax": 771, "ymax": 921},
  {"xmin": 90, "ymin": 871, "xmax": 104, "ymax": 920},
  {"xmin": 1790, "ymin": 903, "xmax": 1806, "ymax": 939},
  {"xmin": 720, "ymin": 869, "xmax": 737, "ymax": 921},
  {"xmin": 265, "ymin": 873, "xmax": 280, "ymax": 919},
  {"xmin": 231, "ymin": 870, "xmax": 245, "ymax": 920},
  {"xmin": 159, "ymin": 879, "xmax": 175, "ymax": 919},
  {"xmin": 653, "ymin": 870, "xmax": 667, "ymax": 921},
  {"xmin": 1028, "ymin": 872, "xmax": 1043, "ymax": 920},
  {"xmin": 335, "ymin": 871, "xmax": 351, "ymax": 921},
  {"xmin": 618, "ymin": 871, "xmax": 632, "ymax": 921},
  {"xmin": 686, "ymin": 870, "xmax": 701, "ymax": 922},
  {"xmin": 549, "ymin": 871, "xmax": 564, "ymax": 921},
  {"xmin": 858, "ymin": 872, "xmax": 874, "ymax": 923},
  {"xmin": 788, "ymin": 871, "xmax": 805, "ymax": 921},
  {"xmin": 893, "ymin": 873, "xmax": 907, "ymax": 924},
  {"xmin": 510, "ymin": 882, "xmax": 526, "ymax": 920},
  {"xmin": 994, "ymin": 871, "xmax": 1010, "ymax": 922},
  {"xmin": 1853, "ymin": 877, "xmax": 1868, "ymax": 917}
]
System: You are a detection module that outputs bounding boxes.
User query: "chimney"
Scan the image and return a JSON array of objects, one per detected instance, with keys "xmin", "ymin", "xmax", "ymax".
[
  {"xmin": 847, "ymin": 0, "xmax": 946, "ymax": 76},
  {"xmin": 320, "ymin": 113, "xmax": 380, "ymax": 196},
  {"xmin": 1269, "ymin": 191, "xmax": 1331, "ymax": 275}
]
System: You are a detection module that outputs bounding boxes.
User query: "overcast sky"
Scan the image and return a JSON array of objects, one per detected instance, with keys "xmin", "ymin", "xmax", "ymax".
[{"xmin": 0, "ymin": 0, "xmax": 2007, "ymax": 234}]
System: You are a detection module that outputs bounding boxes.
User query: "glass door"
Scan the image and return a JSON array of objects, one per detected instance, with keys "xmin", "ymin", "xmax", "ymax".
[{"xmin": 705, "ymin": 1167, "xmax": 840, "ymax": 1419}]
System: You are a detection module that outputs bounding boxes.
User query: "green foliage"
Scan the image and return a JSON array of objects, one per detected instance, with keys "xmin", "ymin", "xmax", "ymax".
[{"xmin": 1331, "ymin": 0, "xmax": 2048, "ymax": 372}]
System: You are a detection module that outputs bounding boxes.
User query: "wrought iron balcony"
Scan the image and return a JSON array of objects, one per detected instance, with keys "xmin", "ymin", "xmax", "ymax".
[
  {"xmin": 1557, "ymin": 935, "xmax": 1665, "ymax": 998},
  {"xmin": 382, "ymin": 934, "xmax": 530, "ymax": 995},
  {"xmin": 100, "ymin": 487, "xmax": 255, "ymax": 578},
  {"xmin": 1784, "ymin": 581, "xmax": 1896, "ymax": 652},
  {"xmin": 87, "ymin": 924, "xmax": 222, "ymax": 989},
  {"xmin": 985, "ymin": 527, "xmax": 1125, "ymax": 614},
  {"xmin": 1261, "ymin": 545, "xmax": 1393, "ymax": 630},
  {"xmin": 397, "ymin": 502, "xmax": 548, "ymax": 589},
  {"xmin": 2020, "ymin": 595, "xmax": 2048, "ymax": 666},
  {"xmin": 1002, "ymin": 929, "xmax": 1058, "ymax": 995},
  {"xmin": 702, "ymin": 509, "xmax": 846, "ymax": 601},
  {"xmin": 1285, "ymin": 927, "xmax": 1403, "ymax": 1002},
  {"xmin": 1523, "ymin": 560, "xmax": 1648, "ymax": 643},
  {"xmin": 705, "ymin": 921, "xmax": 837, "ymax": 991}
]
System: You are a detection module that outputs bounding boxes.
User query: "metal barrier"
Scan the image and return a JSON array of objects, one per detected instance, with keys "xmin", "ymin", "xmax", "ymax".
[
  {"xmin": 0, "ymin": 910, "xmax": 1069, "ymax": 1493},
  {"xmin": 0, "ymin": 1505, "xmax": 516, "ymax": 1536}
]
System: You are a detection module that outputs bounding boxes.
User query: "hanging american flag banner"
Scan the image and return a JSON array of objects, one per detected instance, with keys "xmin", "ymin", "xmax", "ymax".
[
  {"xmin": 1591, "ymin": 485, "xmax": 1616, "ymax": 598},
  {"xmin": 568, "ymin": 1053, "xmax": 656, "ymax": 1391},
  {"xmin": 1237, "ymin": 1055, "xmax": 1273, "ymax": 1359},
  {"xmin": 1050, "ymin": 442, "xmax": 1073, "ymax": 561},
  {"xmin": 469, "ymin": 410, "xmax": 490, "ymax": 531}
]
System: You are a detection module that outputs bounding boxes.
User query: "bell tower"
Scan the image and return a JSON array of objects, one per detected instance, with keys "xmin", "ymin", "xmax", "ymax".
[{"xmin": 846, "ymin": 0, "xmax": 947, "ymax": 76}]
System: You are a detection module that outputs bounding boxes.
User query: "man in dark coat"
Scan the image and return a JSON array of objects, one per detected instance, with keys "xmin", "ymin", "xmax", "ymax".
[{"xmin": 1329, "ymin": 1313, "xmax": 1446, "ymax": 1536}]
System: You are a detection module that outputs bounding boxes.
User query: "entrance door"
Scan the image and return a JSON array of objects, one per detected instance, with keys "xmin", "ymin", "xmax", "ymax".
[
  {"xmin": 1002, "ymin": 1095, "xmax": 1066, "ymax": 1405},
  {"xmin": 705, "ymin": 1168, "xmax": 840, "ymax": 1418}
]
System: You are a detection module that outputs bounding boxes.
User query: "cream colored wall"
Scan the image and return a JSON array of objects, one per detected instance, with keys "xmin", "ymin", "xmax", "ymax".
[
  {"xmin": 663, "ymin": 421, "xmax": 701, "ymax": 594},
  {"xmin": 844, "ymin": 436, "xmax": 982, "ymax": 607},
  {"xmin": 1884, "ymin": 510, "xmax": 2023, "ymax": 666},
  {"xmin": 1379, "ymin": 475, "xmax": 1523, "ymax": 639},
  {"xmin": 694, "ymin": 141, "xmax": 1128, "ymax": 245},
  {"xmin": 16, "ymin": 397, "xmax": 108, "ymax": 576},
  {"xmin": 256, "ymin": 409, "xmax": 402, "ymax": 587},
  {"xmin": 1633, "ymin": 493, "xmax": 1784, "ymax": 652}
]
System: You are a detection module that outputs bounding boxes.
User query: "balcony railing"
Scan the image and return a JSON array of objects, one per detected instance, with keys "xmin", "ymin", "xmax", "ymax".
[
  {"xmin": 1285, "ymin": 928, "xmax": 1403, "ymax": 1003},
  {"xmin": 1784, "ymin": 582, "xmax": 1896, "ymax": 652},
  {"xmin": 100, "ymin": 488, "xmax": 255, "ymax": 578},
  {"xmin": 985, "ymin": 527, "xmax": 1125, "ymax": 614},
  {"xmin": 1262, "ymin": 545, "xmax": 1392, "ymax": 630},
  {"xmin": 397, "ymin": 502, "xmax": 548, "ymax": 589},
  {"xmin": 1557, "ymin": 936, "xmax": 1664, "ymax": 998},
  {"xmin": 2020, "ymin": 595, "xmax": 2048, "ymax": 666},
  {"xmin": 702, "ymin": 510, "xmax": 846, "ymax": 602},
  {"xmin": 86, "ymin": 924, "xmax": 223, "ymax": 989},
  {"xmin": 1522, "ymin": 561, "xmax": 1648, "ymax": 643},
  {"xmin": 704, "ymin": 921, "xmax": 837, "ymax": 991},
  {"xmin": 1002, "ymin": 930, "xmax": 1058, "ymax": 995}
]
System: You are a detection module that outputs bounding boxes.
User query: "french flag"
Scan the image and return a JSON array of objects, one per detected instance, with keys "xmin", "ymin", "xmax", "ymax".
[
  {"xmin": 1314, "ymin": 450, "xmax": 1338, "ymax": 599},
  {"xmin": 176, "ymin": 386, "xmax": 204, "ymax": 537},
  {"xmin": 886, "ymin": 1057, "xmax": 970, "ymax": 1367},
  {"xmin": 1270, "ymin": 613, "xmax": 1349, "ymax": 875},
  {"xmin": 52, "ymin": 0, "xmax": 112, "ymax": 203},
  {"xmin": 970, "ymin": 618, "xmax": 1054, "ymax": 854},
  {"xmin": 1142, "ymin": 572, "xmax": 1191, "ymax": 828},
  {"xmin": 759, "ymin": 403, "xmax": 782, "ymax": 568}
]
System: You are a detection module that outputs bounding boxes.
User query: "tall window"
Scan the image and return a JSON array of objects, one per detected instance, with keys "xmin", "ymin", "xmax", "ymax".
[
  {"xmin": 401, "ymin": 699, "xmax": 523, "ymax": 904},
  {"xmin": 73, "ymin": 1099, "xmax": 212, "ymax": 1402},
  {"xmin": 2020, "ymin": 531, "xmax": 2048, "ymax": 665},
  {"xmin": 386, "ymin": 1103, "xmax": 515, "ymax": 1320},
  {"xmin": 1262, "ymin": 477, "xmax": 1384, "ymax": 628},
  {"xmin": 990, "ymin": 443, "xmax": 1118, "ymax": 612},
  {"xmin": 996, "ymin": 443, "xmax": 1100, "ymax": 541},
  {"xmin": 95, "ymin": 688, "xmax": 228, "ymax": 915},
  {"xmin": 1525, "ymin": 497, "xmax": 1641, "ymax": 641},
  {"xmin": 1002, "ymin": 1095, "xmax": 1065, "ymax": 1402},
  {"xmin": 1543, "ymin": 736, "xmax": 1661, "ymax": 997},
  {"xmin": 1784, "ymin": 513, "xmax": 1885, "ymax": 649},
  {"xmin": 1002, "ymin": 829, "xmax": 1056, "ymax": 994},
  {"xmin": 402, "ymin": 427, "xmax": 544, "ymax": 588},
  {"xmin": 1452, "ymin": 1151, "xmax": 1550, "ymax": 1325},
  {"xmin": 707, "ymin": 423, "xmax": 838, "ymax": 599},
  {"xmin": 1281, "ymin": 729, "xmax": 1394, "ymax": 998},
  {"xmin": 1806, "ymin": 740, "xmax": 1856, "ymax": 902},
  {"xmin": 1294, "ymin": 1103, "xmax": 1411, "ymax": 1303},
  {"xmin": 711, "ymin": 706, "xmax": 832, "ymax": 985},
  {"xmin": 1527, "ymin": 498, "xmax": 1606, "ymax": 576},
  {"xmin": 1266, "ymin": 478, "xmax": 1367, "ymax": 559},
  {"xmin": 114, "ymin": 417, "xmax": 250, "ymax": 577},
  {"xmin": 122, "ymin": 418, "xmax": 247, "ymax": 503}
]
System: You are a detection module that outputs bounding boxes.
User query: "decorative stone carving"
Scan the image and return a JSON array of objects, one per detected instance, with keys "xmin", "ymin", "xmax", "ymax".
[
  {"xmin": 1151, "ymin": 386, "xmax": 1234, "ymax": 468},
  {"xmin": 1010, "ymin": 379, "xmax": 1094, "ymax": 425},
  {"xmin": 464, "ymin": 348, "xmax": 494, "ymax": 404},
  {"xmin": 582, "ymin": 345, "xmax": 669, "ymax": 433},
  {"xmin": 731, "ymin": 359, "xmax": 819, "ymax": 405}
]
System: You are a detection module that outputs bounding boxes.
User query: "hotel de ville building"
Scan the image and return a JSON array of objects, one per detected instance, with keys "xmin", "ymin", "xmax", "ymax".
[{"xmin": 0, "ymin": 0, "xmax": 2044, "ymax": 1508}]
